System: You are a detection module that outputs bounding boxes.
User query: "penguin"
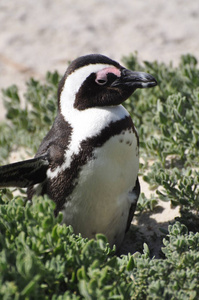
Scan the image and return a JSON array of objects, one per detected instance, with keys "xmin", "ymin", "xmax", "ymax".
[{"xmin": 0, "ymin": 54, "xmax": 157, "ymax": 248}]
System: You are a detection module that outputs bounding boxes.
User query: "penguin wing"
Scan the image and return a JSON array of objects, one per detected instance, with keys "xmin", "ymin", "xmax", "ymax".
[
  {"xmin": 0, "ymin": 155, "xmax": 49, "ymax": 188},
  {"xmin": 125, "ymin": 177, "xmax": 140, "ymax": 232}
]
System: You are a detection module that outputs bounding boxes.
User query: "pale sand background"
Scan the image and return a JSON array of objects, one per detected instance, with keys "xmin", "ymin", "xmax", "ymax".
[{"xmin": 1, "ymin": 0, "xmax": 199, "ymax": 255}]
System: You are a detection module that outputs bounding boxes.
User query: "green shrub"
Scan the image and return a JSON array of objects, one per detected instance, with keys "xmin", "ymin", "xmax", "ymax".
[
  {"xmin": 0, "ymin": 191, "xmax": 134, "ymax": 299},
  {"xmin": 123, "ymin": 53, "xmax": 199, "ymax": 224},
  {"xmin": 1, "ymin": 191, "xmax": 199, "ymax": 299}
]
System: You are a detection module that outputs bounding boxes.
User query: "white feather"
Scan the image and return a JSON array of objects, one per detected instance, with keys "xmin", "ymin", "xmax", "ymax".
[{"xmin": 61, "ymin": 129, "xmax": 139, "ymax": 248}]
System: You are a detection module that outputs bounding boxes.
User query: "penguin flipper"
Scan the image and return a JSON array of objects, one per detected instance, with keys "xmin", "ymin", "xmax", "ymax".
[
  {"xmin": 125, "ymin": 177, "xmax": 140, "ymax": 233},
  {"xmin": 0, "ymin": 155, "xmax": 49, "ymax": 188}
]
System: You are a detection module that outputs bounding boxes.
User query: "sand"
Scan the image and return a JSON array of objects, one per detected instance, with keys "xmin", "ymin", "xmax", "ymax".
[
  {"xmin": 0, "ymin": 0, "xmax": 199, "ymax": 255},
  {"xmin": 1, "ymin": 0, "xmax": 199, "ymax": 119}
]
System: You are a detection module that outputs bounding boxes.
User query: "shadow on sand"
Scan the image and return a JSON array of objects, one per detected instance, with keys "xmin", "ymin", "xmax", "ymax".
[{"xmin": 119, "ymin": 204, "xmax": 177, "ymax": 258}]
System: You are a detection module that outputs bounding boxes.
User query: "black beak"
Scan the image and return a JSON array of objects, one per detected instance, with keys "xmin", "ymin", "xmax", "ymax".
[{"xmin": 111, "ymin": 68, "xmax": 157, "ymax": 89}]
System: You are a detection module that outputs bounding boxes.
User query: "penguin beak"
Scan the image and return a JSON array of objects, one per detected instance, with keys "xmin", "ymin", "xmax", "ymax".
[{"xmin": 111, "ymin": 68, "xmax": 157, "ymax": 89}]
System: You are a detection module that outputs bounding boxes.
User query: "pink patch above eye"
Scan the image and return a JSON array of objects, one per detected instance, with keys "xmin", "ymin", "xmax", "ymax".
[{"xmin": 96, "ymin": 67, "xmax": 121, "ymax": 82}]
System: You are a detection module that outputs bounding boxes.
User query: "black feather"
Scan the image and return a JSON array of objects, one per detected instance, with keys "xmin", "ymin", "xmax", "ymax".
[{"xmin": 0, "ymin": 155, "xmax": 49, "ymax": 188}]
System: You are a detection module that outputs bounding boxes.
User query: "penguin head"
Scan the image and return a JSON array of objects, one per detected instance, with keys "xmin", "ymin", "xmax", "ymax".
[{"xmin": 58, "ymin": 54, "xmax": 157, "ymax": 111}]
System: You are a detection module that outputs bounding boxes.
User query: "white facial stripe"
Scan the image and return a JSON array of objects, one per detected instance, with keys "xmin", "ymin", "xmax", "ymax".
[{"xmin": 60, "ymin": 63, "xmax": 117, "ymax": 114}]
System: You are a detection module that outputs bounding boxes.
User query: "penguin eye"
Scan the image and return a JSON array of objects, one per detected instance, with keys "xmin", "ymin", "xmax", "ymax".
[
  {"xmin": 95, "ymin": 78, "xmax": 107, "ymax": 85},
  {"xmin": 95, "ymin": 67, "xmax": 121, "ymax": 87}
]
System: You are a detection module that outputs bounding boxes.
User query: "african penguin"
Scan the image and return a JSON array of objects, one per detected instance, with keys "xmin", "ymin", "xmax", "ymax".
[{"xmin": 0, "ymin": 54, "xmax": 157, "ymax": 249}]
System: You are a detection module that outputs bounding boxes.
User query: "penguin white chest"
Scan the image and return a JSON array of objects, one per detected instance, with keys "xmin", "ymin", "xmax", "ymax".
[{"xmin": 61, "ymin": 127, "xmax": 139, "ymax": 248}]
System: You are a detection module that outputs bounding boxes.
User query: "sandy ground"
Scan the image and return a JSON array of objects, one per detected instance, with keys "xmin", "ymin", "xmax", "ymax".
[
  {"xmin": 0, "ymin": 0, "xmax": 199, "ymax": 256},
  {"xmin": 1, "ymin": 0, "xmax": 199, "ymax": 119}
]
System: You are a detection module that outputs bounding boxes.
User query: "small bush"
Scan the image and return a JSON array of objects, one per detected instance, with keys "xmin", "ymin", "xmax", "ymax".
[{"xmin": 0, "ymin": 191, "xmax": 199, "ymax": 299}]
